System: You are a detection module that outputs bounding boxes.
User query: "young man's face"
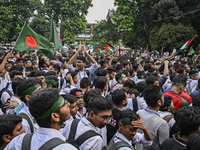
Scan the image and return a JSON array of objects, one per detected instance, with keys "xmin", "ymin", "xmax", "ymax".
[
  {"xmin": 36, "ymin": 75, "xmax": 45, "ymax": 84},
  {"xmin": 76, "ymin": 60, "xmax": 85, "ymax": 70},
  {"xmin": 58, "ymin": 100, "xmax": 71, "ymax": 125},
  {"xmin": 119, "ymin": 123, "xmax": 138, "ymax": 140},
  {"xmin": 93, "ymin": 109, "xmax": 112, "ymax": 128},
  {"xmin": 108, "ymin": 71, "xmax": 115, "ymax": 80},
  {"xmin": 76, "ymin": 96, "xmax": 84, "ymax": 109},
  {"xmin": 12, "ymin": 122, "xmax": 25, "ymax": 139},
  {"xmin": 70, "ymin": 102, "xmax": 78, "ymax": 117},
  {"xmin": 74, "ymin": 75, "xmax": 78, "ymax": 84}
]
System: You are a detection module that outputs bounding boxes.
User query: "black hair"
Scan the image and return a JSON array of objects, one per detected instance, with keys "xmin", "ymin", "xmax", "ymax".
[
  {"xmin": 159, "ymin": 95, "xmax": 173, "ymax": 111},
  {"xmin": 83, "ymin": 88, "xmax": 101, "ymax": 109},
  {"xmin": 12, "ymin": 78, "xmax": 24, "ymax": 95},
  {"xmin": 0, "ymin": 114, "xmax": 22, "ymax": 146},
  {"xmin": 189, "ymin": 70, "xmax": 198, "ymax": 77},
  {"xmin": 192, "ymin": 96, "xmax": 200, "ymax": 109},
  {"xmin": 128, "ymin": 68, "xmax": 135, "ymax": 77},
  {"xmin": 45, "ymin": 75, "xmax": 59, "ymax": 88},
  {"xmin": 29, "ymin": 88, "xmax": 61, "ymax": 128},
  {"xmin": 115, "ymin": 64, "xmax": 123, "ymax": 73},
  {"xmin": 122, "ymin": 61, "xmax": 129, "ymax": 68},
  {"xmin": 115, "ymin": 72, "xmax": 123, "ymax": 83},
  {"xmin": 123, "ymin": 79, "xmax": 135, "ymax": 89},
  {"xmin": 107, "ymin": 67, "xmax": 115, "ymax": 74},
  {"xmin": 174, "ymin": 106, "xmax": 200, "ymax": 136},
  {"xmin": 9, "ymin": 70, "xmax": 22, "ymax": 79},
  {"xmin": 34, "ymin": 70, "xmax": 46, "ymax": 77},
  {"xmin": 61, "ymin": 94, "xmax": 77, "ymax": 104},
  {"xmin": 46, "ymin": 71, "xmax": 56, "ymax": 77},
  {"xmin": 122, "ymin": 70, "xmax": 130, "ymax": 77},
  {"xmin": 9, "ymin": 65, "xmax": 23, "ymax": 72},
  {"xmin": 119, "ymin": 109, "xmax": 139, "ymax": 122},
  {"xmin": 80, "ymin": 77, "xmax": 91, "ymax": 89},
  {"xmin": 96, "ymin": 68, "xmax": 107, "ymax": 76},
  {"xmin": 100, "ymin": 59, "xmax": 108, "ymax": 67},
  {"xmin": 16, "ymin": 78, "xmax": 41, "ymax": 103},
  {"xmin": 112, "ymin": 59, "xmax": 118, "ymax": 66},
  {"xmin": 52, "ymin": 64, "xmax": 60, "ymax": 72},
  {"xmin": 143, "ymin": 85, "xmax": 162, "ymax": 107},
  {"xmin": 93, "ymin": 76, "xmax": 108, "ymax": 92},
  {"xmin": 132, "ymin": 63, "xmax": 139, "ymax": 71},
  {"xmin": 87, "ymin": 95, "xmax": 112, "ymax": 114},
  {"xmin": 136, "ymin": 81, "xmax": 147, "ymax": 94},
  {"xmin": 112, "ymin": 89, "xmax": 127, "ymax": 106},
  {"xmin": 187, "ymin": 133, "xmax": 200, "ymax": 150},
  {"xmin": 137, "ymin": 71, "xmax": 146, "ymax": 79},
  {"xmin": 77, "ymin": 55, "xmax": 86, "ymax": 63},
  {"xmin": 172, "ymin": 75, "xmax": 187, "ymax": 87},
  {"xmin": 145, "ymin": 75, "xmax": 158, "ymax": 86}
]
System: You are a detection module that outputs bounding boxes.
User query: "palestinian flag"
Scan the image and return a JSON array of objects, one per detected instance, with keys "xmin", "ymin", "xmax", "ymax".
[
  {"xmin": 180, "ymin": 35, "xmax": 197, "ymax": 50},
  {"xmin": 14, "ymin": 23, "xmax": 55, "ymax": 60},
  {"xmin": 50, "ymin": 20, "xmax": 64, "ymax": 54},
  {"xmin": 187, "ymin": 47, "xmax": 195, "ymax": 55},
  {"xmin": 101, "ymin": 43, "xmax": 114, "ymax": 54}
]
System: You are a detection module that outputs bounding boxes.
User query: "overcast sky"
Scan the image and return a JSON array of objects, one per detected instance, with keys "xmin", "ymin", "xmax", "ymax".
[{"xmin": 86, "ymin": 0, "xmax": 115, "ymax": 23}]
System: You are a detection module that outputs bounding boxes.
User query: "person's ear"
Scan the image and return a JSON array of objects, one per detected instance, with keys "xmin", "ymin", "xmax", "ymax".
[
  {"xmin": 25, "ymin": 95, "xmax": 31, "ymax": 101},
  {"xmin": 2, "ymin": 134, "xmax": 12, "ymax": 143},
  {"xmin": 89, "ymin": 111, "xmax": 95, "ymax": 120},
  {"xmin": 51, "ymin": 112, "xmax": 60, "ymax": 122},
  {"xmin": 157, "ymin": 100, "xmax": 162, "ymax": 106}
]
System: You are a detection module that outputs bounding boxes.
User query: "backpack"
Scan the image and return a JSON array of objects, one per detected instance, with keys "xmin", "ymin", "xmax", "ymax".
[
  {"xmin": 0, "ymin": 89, "xmax": 13, "ymax": 113},
  {"xmin": 0, "ymin": 82, "xmax": 11, "ymax": 103},
  {"xmin": 132, "ymin": 97, "xmax": 138, "ymax": 112},
  {"xmin": 103, "ymin": 135, "xmax": 135, "ymax": 150},
  {"xmin": 75, "ymin": 69, "xmax": 90, "ymax": 78},
  {"xmin": 66, "ymin": 119, "xmax": 101, "ymax": 149},
  {"xmin": 185, "ymin": 80, "xmax": 192, "ymax": 95},
  {"xmin": 18, "ymin": 113, "xmax": 34, "ymax": 133},
  {"xmin": 22, "ymin": 133, "xmax": 66, "ymax": 150},
  {"xmin": 163, "ymin": 115, "xmax": 173, "ymax": 123}
]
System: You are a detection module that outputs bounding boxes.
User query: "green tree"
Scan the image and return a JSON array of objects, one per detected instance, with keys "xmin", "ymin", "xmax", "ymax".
[{"xmin": 45, "ymin": 0, "xmax": 92, "ymax": 43}]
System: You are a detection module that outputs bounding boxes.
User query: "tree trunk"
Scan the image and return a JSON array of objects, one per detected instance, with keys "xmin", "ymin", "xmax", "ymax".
[{"xmin": 60, "ymin": 14, "xmax": 64, "ymax": 45}]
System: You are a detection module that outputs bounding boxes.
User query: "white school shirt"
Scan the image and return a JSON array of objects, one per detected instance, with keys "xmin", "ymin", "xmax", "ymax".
[
  {"xmin": 17, "ymin": 104, "xmax": 39, "ymax": 133},
  {"xmin": 62, "ymin": 117, "xmax": 103, "ymax": 150},
  {"xmin": 75, "ymin": 107, "xmax": 87, "ymax": 119},
  {"xmin": 6, "ymin": 96, "xmax": 22, "ymax": 114},
  {"xmin": 67, "ymin": 63, "xmax": 98, "ymax": 89},
  {"xmin": 114, "ymin": 131, "xmax": 153, "ymax": 150},
  {"xmin": 4, "ymin": 127, "xmax": 77, "ymax": 150}
]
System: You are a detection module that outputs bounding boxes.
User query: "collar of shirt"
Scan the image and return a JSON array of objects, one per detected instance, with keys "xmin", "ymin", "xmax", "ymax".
[
  {"xmin": 37, "ymin": 127, "xmax": 66, "ymax": 141},
  {"xmin": 81, "ymin": 117, "xmax": 98, "ymax": 132},
  {"xmin": 115, "ymin": 131, "xmax": 132, "ymax": 146}
]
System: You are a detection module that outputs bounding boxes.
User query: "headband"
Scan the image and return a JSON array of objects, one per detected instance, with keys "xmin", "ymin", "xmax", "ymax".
[
  {"xmin": 117, "ymin": 74, "xmax": 125, "ymax": 82},
  {"xmin": 169, "ymin": 67, "xmax": 173, "ymax": 70},
  {"xmin": 119, "ymin": 117, "xmax": 133, "ymax": 125},
  {"xmin": 76, "ymin": 91, "xmax": 83, "ymax": 97},
  {"xmin": 190, "ymin": 73, "xmax": 198, "ymax": 77},
  {"xmin": 169, "ymin": 82, "xmax": 185, "ymax": 86},
  {"xmin": 34, "ymin": 97, "xmax": 63, "ymax": 123},
  {"xmin": 24, "ymin": 60, "xmax": 31, "ymax": 64},
  {"xmin": 19, "ymin": 84, "xmax": 40, "ymax": 98},
  {"xmin": 45, "ymin": 78, "xmax": 59, "ymax": 85}
]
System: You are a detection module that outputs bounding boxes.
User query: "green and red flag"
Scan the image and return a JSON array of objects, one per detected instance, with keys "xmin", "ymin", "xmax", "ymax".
[
  {"xmin": 180, "ymin": 35, "xmax": 197, "ymax": 50},
  {"xmin": 14, "ymin": 23, "xmax": 55, "ymax": 60},
  {"xmin": 50, "ymin": 20, "xmax": 64, "ymax": 54},
  {"xmin": 187, "ymin": 47, "xmax": 195, "ymax": 55}
]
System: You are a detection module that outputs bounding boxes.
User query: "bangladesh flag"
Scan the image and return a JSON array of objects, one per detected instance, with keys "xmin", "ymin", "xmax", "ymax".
[
  {"xmin": 50, "ymin": 20, "xmax": 64, "ymax": 54},
  {"xmin": 14, "ymin": 23, "xmax": 55, "ymax": 60},
  {"xmin": 93, "ymin": 43, "xmax": 100, "ymax": 54},
  {"xmin": 187, "ymin": 47, "xmax": 195, "ymax": 55}
]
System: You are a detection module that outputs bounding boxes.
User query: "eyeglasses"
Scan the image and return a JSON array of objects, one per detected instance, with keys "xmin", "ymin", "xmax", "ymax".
[
  {"xmin": 95, "ymin": 114, "xmax": 112, "ymax": 122},
  {"xmin": 59, "ymin": 100, "xmax": 69, "ymax": 109}
]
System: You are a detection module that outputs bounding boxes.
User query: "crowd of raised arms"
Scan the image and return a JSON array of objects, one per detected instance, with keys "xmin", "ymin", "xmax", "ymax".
[{"xmin": 1, "ymin": 42, "xmax": 200, "ymax": 150}]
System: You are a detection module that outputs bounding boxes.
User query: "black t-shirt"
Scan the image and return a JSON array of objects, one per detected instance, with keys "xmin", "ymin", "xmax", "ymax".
[
  {"xmin": 106, "ymin": 108, "xmax": 122, "ymax": 144},
  {"xmin": 160, "ymin": 134, "xmax": 187, "ymax": 150}
]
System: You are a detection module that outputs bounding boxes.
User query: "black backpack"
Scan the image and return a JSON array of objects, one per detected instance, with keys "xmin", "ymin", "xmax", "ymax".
[
  {"xmin": 66, "ymin": 119, "xmax": 102, "ymax": 149},
  {"xmin": 0, "ymin": 89, "xmax": 13, "ymax": 113},
  {"xmin": 22, "ymin": 133, "xmax": 66, "ymax": 150},
  {"xmin": 103, "ymin": 135, "xmax": 135, "ymax": 150},
  {"xmin": 0, "ymin": 82, "xmax": 11, "ymax": 103},
  {"xmin": 75, "ymin": 69, "xmax": 90, "ymax": 78}
]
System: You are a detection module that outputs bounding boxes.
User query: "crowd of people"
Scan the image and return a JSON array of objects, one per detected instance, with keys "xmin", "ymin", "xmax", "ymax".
[{"xmin": 0, "ymin": 42, "xmax": 200, "ymax": 150}]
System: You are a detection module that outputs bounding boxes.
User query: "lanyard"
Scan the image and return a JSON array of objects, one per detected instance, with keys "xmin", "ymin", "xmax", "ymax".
[{"xmin": 144, "ymin": 108, "xmax": 160, "ymax": 117}]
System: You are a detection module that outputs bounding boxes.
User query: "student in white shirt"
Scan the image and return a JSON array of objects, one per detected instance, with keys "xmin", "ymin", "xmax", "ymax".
[
  {"xmin": 62, "ymin": 95, "xmax": 113, "ymax": 150},
  {"xmin": 4, "ymin": 88, "xmax": 77, "ymax": 150}
]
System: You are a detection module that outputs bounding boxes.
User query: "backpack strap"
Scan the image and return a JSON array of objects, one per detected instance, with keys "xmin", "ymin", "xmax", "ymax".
[
  {"xmin": 75, "ymin": 130, "xmax": 101, "ymax": 146},
  {"xmin": 84, "ymin": 69, "xmax": 90, "ymax": 77},
  {"xmin": 22, "ymin": 133, "xmax": 33, "ymax": 150},
  {"xmin": 163, "ymin": 115, "xmax": 173, "ymax": 123},
  {"xmin": 38, "ymin": 138, "xmax": 66, "ymax": 150},
  {"xmin": 68, "ymin": 119, "xmax": 80, "ymax": 140},
  {"xmin": 18, "ymin": 113, "xmax": 34, "ymax": 133},
  {"xmin": 5, "ymin": 90, "xmax": 13, "ymax": 97},
  {"xmin": 132, "ymin": 98, "xmax": 138, "ymax": 112},
  {"xmin": 110, "ymin": 141, "xmax": 134, "ymax": 150}
]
